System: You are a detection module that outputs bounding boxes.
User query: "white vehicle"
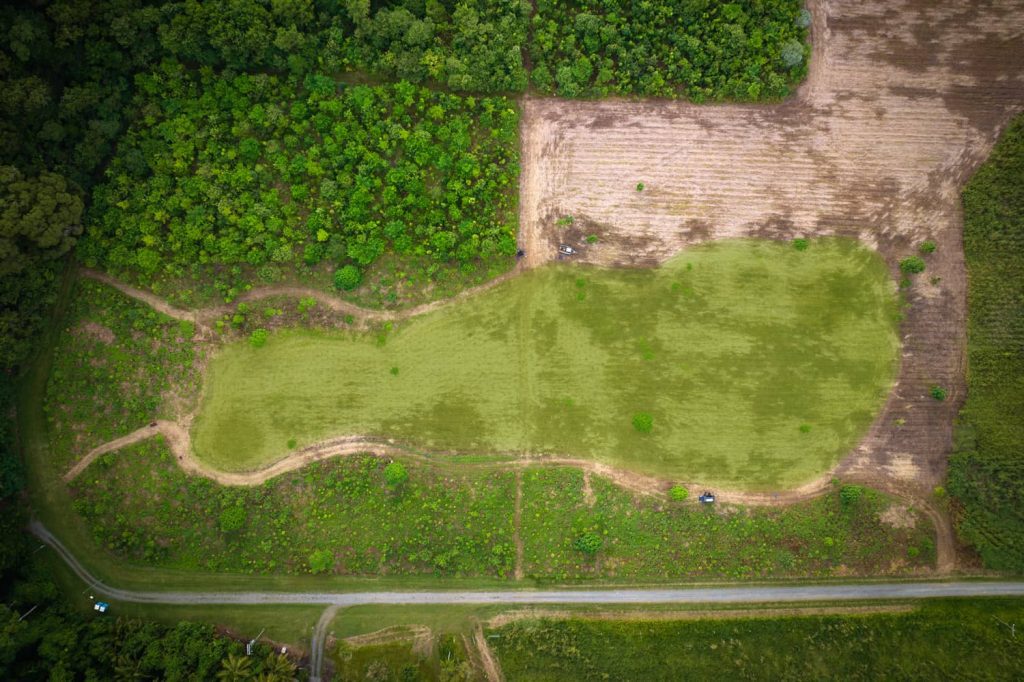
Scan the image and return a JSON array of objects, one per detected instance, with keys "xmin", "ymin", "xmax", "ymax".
[{"xmin": 558, "ymin": 244, "xmax": 576, "ymax": 256}]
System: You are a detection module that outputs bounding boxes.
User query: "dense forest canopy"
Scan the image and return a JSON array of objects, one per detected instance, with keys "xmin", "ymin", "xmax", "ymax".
[{"xmin": 79, "ymin": 68, "xmax": 520, "ymax": 303}]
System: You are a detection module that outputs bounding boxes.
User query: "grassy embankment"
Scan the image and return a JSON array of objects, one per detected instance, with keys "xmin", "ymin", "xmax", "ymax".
[{"xmin": 195, "ymin": 237, "xmax": 900, "ymax": 490}]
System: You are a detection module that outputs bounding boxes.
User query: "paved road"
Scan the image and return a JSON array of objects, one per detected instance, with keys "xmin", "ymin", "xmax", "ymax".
[{"xmin": 34, "ymin": 521, "xmax": 1024, "ymax": 605}]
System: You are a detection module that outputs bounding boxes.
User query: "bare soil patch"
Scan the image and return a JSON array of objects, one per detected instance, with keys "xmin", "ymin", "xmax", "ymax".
[{"xmin": 73, "ymin": 321, "xmax": 115, "ymax": 344}]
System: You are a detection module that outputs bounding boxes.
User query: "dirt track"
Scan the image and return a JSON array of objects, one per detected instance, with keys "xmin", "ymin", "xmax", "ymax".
[{"xmin": 520, "ymin": 0, "xmax": 1024, "ymax": 498}]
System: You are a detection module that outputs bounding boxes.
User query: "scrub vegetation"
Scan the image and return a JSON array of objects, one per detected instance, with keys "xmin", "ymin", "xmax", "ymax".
[
  {"xmin": 42, "ymin": 279, "xmax": 198, "ymax": 469},
  {"xmin": 948, "ymin": 114, "xmax": 1024, "ymax": 572},
  {"xmin": 194, "ymin": 238, "xmax": 900, "ymax": 489},
  {"xmin": 68, "ymin": 439, "xmax": 933, "ymax": 579},
  {"xmin": 490, "ymin": 599, "xmax": 1024, "ymax": 680}
]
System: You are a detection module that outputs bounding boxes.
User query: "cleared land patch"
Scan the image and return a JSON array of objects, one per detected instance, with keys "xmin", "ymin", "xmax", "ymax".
[{"xmin": 193, "ymin": 238, "xmax": 899, "ymax": 489}]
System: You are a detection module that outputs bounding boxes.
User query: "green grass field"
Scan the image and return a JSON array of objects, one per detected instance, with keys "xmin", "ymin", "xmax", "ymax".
[
  {"xmin": 195, "ymin": 238, "xmax": 899, "ymax": 489},
  {"xmin": 489, "ymin": 599, "xmax": 1024, "ymax": 680}
]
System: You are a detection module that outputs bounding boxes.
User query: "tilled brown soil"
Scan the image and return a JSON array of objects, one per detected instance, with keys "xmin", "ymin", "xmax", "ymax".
[{"xmin": 519, "ymin": 0, "xmax": 1024, "ymax": 498}]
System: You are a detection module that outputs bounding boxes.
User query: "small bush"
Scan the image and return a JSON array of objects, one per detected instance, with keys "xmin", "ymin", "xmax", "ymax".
[
  {"xmin": 920, "ymin": 241, "xmax": 937, "ymax": 254},
  {"xmin": 899, "ymin": 256, "xmax": 926, "ymax": 274},
  {"xmin": 309, "ymin": 549, "xmax": 333, "ymax": 574},
  {"xmin": 334, "ymin": 264, "xmax": 362, "ymax": 291},
  {"xmin": 635, "ymin": 182, "xmax": 645, "ymax": 192},
  {"xmin": 585, "ymin": 234, "xmax": 599, "ymax": 244},
  {"xmin": 249, "ymin": 329, "xmax": 269, "ymax": 348},
  {"xmin": 384, "ymin": 461, "xmax": 408, "ymax": 487},
  {"xmin": 669, "ymin": 485, "xmax": 689, "ymax": 501},
  {"xmin": 796, "ymin": 8, "xmax": 812, "ymax": 28},
  {"xmin": 219, "ymin": 506, "xmax": 245, "ymax": 533},
  {"xmin": 839, "ymin": 484, "xmax": 863, "ymax": 510},
  {"xmin": 573, "ymin": 532, "xmax": 602, "ymax": 554},
  {"xmin": 632, "ymin": 412, "xmax": 653, "ymax": 433},
  {"xmin": 287, "ymin": 438, "xmax": 297, "ymax": 449},
  {"xmin": 799, "ymin": 423, "xmax": 812, "ymax": 433},
  {"xmin": 390, "ymin": 366, "xmax": 399, "ymax": 376},
  {"xmin": 930, "ymin": 385, "xmax": 947, "ymax": 401},
  {"xmin": 793, "ymin": 238, "xmax": 809, "ymax": 251}
]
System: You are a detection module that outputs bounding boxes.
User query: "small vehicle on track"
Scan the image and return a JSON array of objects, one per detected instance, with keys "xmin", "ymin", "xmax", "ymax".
[
  {"xmin": 558, "ymin": 244, "xmax": 576, "ymax": 256},
  {"xmin": 699, "ymin": 491, "xmax": 716, "ymax": 504}
]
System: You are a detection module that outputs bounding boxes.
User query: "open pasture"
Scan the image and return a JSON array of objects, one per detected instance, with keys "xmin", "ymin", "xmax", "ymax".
[{"xmin": 193, "ymin": 238, "xmax": 899, "ymax": 489}]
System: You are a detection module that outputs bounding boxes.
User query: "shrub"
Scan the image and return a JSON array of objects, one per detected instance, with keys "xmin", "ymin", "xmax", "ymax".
[
  {"xmin": 669, "ymin": 485, "xmax": 689, "ymax": 501},
  {"xmin": 573, "ymin": 532, "xmax": 602, "ymax": 554},
  {"xmin": 796, "ymin": 8, "xmax": 813, "ymax": 28},
  {"xmin": 334, "ymin": 265, "xmax": 362, "ymax": 291},
  {"xmin": 793, "ymin": 238, "xmax": 809, "ymax": 251},
  {"xmin": 384, "ymin": 461, "xmax": 408, "ymax": 487},
  {"xmin": 219, "ymin": 506, "xmax": 245, "ymax": 533},
  {"xmin": 635, "ymin": 182, "xmax": 645, "ymax": 192},
  {"xmin": 839, "ymin": 484, "xmax": 863, "ymax": 510},
  {"xmin": 632, "ymin": 412, "xmax": 653, "ymax": 433},
  {"xmin": 249, "ymin": 329, "xmax": 269, "ymax": 348},
  {"xmin": 899, "ymin": 256, "xmax": 926, "ymax": 274},
  {"xmin": 390, "ymin": 366, "xmax": 399, "ymax": 376},
  {"xmin": 930, "ymin": 385, "xmax": 947, "ymax": 401},
  {"xmin": 287, "ymin": 438, "xmax": 297, "ymax": 449},
  {"xmin": 920, "ymin": 241, "xmax": 937, "ymax": 254},
  {"xmin": 799, "ymin": 423, "xmax": 812, "ymax": 433},
  {"xmin": 309, "ymin": 549, "xmax": 333, "ymax": 574},
  {"xmin": 585, "ymin": 234, "xmax": 599, "ymax": 244}
]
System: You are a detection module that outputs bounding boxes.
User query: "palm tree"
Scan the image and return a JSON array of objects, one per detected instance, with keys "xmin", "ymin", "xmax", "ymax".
[
  {"xmin": 216, "ymin": 653, "xmax": 253, "ymax": 681},
  {"xmin": 263, "ymin": 652, "xmax": 298, "ymax": 682}
]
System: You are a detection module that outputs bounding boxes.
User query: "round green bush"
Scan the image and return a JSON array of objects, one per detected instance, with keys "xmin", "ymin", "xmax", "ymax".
[
  {"xmin": 669, "ymin": 485, "xmax": 689, "ymax": 501},
  {"xmin": 249, "ymin": 328, "xmax": 269, "ymax": 348},
  {"xmin": 632, "ymin": 412, "xmax": 653, "ymax": 433},
  {"xmin": 334, "ymin": 264, "xmax": 362, "ymax": 291},
  {"xmin": 219, "ymin": 506, "xmax": 246, "ymax": 533},
  {"xmin": 899, "ymin": 256, "xmax": 926, "ymax": 274},
  {"xmin": 309, "ymin": 549, "xmax": 333, "ymax": 574},
  {"xmin": 384, "ymin": 461, "xmax": 408, "ymax": 487},
  {"xmin": 930, "ymin": 385, "xmax": 947, "ymax": 401},
  {"xmin": 919, "ymin": 241, "xmax": 937, "ymax": 254},
  {"xmin": 573, "ymin": 532, "xmax": 602, "ymax": 554},
  {"xmin": 793, "ymin": 238, "xmax": 809, "ymax": 251}
]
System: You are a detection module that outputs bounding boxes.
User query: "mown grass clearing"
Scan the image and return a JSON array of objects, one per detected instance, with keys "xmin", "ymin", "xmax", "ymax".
[
  {"xmin": 489, "ymin": 599, "xmax": 1024, "ymax": 680},
  {"xmin": 195, "ymin": 238, "xmax": 899, "ymax": 489}
]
